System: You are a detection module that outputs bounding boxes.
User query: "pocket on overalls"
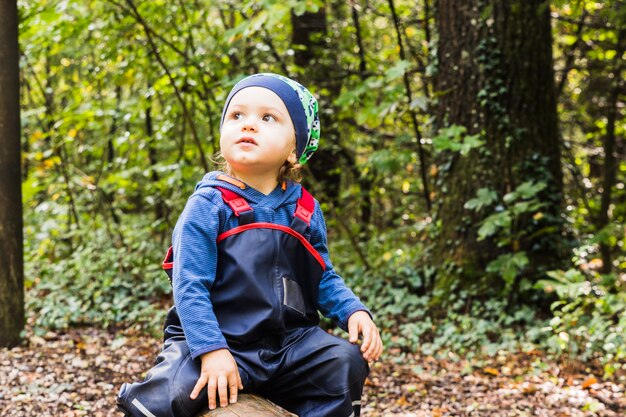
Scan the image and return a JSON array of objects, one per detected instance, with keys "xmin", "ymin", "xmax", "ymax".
[{"xmin": 282, "ymin": 277, "xmax": 305, "ymax": 316}]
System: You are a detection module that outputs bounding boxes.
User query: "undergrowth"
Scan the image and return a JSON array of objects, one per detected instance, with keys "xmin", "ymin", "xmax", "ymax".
[
  {"xmin": 329, "ymin": 222, "xmax": 625, "ymax": 380},
  {"xmin": 23, "ymin": 200, "xmax": 625, "ymax": 380},
  {"xmin": 24, "ymin": 203, "xmax": 171, "ymax": 335}
]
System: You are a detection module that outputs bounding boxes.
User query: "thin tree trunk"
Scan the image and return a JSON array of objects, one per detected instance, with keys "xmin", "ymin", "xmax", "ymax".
[
  {"xmin": 0, "ymin": 0, "xmax": 25, "ymax": 347},
  {"xmin": 146, "ymin": 98, "xmax": 167, "ymax": 222},
  {"xmin": 291, "ymin": 6, "xmax": 371, "ymax": 269},
  {"xmin": 350, "ymin": 4, "xmax": 373, "ymax": 224},
  {"xmin": 598, "ymin": 27, "xmax": 624, "ymax": 274}
]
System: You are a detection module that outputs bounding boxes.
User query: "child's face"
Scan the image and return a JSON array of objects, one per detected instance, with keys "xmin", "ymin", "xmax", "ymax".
[{"xmin": 220, "ymin": 86, "xmax": 297, "ymax": 178}]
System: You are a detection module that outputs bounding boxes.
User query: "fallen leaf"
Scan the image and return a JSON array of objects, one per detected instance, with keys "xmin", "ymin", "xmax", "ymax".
[
  {"xmin": 396, "ymin": 395, "xmax": 409, "ymax": 406},
  {"xmin": 523, "ymin": 383, "xmax": 538, "ymax": 394},
  {"xmin": 432, "ymin": 407, "xmax": 446, "ymax": 417},
  {"xmin": 582, "ymin": 375, "xmax": 598, "ymax": 389},
  {"xmin": 483, "ymin": 367, "xmax": 499, "ymax": 376}
]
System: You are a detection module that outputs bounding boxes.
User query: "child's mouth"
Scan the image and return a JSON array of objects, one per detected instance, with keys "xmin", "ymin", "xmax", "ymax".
[{"xmin": 237, "ymin": 137, "xmax": 257, "ymax": 145}]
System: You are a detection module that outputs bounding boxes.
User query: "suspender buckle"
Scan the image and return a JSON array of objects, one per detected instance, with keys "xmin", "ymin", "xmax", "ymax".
[
  {"xmin": 230, "ymin": 197, "xmax": 251, "ymax": 214},
  {"xmin": 294, "ymin": 205, "xmax": 313, "ymax": 224}
]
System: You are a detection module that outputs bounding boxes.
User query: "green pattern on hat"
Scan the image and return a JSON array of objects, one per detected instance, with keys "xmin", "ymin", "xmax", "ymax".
[{"xmin": 258, "ymin": 73, "xmax": 320, "ymax": 165}]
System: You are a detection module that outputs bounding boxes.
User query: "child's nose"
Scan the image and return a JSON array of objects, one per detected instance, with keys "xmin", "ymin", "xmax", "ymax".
[{"xmin": 242, "ymin": 118, "xmax": 258, "ymax": 131}]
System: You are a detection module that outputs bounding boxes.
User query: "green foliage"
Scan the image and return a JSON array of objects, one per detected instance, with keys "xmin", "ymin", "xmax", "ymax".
[
  {"xmin": 330, "ymin": 224, "xmax": 543, "ymax": 361},
  {"xmin": 432, "ymin": 125, "xmax": 484, "ymax": 156},
  {"xmin": 486, "ymin": 252, "xmax": 529, "ymax": 286},
  {"xmin": 474, "ymin": 181, "xmax": 547, "ymax": 243},
  {"xmin": 334, "ymin": 60, "xmax": 412, "ymax": 124},
  {"xmin": 16, "ymin": 0, "xmax": 626, "ymax": 379},
  {"xmin": 461, "ymin": 181, "xmax": 548, "ymax": 293},
  {"xmin": 536, "ymin": 267, "xmax": 626, "ymax": 374},
  {"xmin": 464, "ymin": 188, "xmax": 498, "ymax": 211},
  {"xmin": 420, "ymin": 296, "xmax": 539, "ymax": 359},
  {"xmin": 24, "ymin": 202, "xmax": 171, "ymax": 333}
]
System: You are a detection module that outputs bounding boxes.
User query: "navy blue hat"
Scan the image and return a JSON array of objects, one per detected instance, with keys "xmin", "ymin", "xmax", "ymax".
[{"xmin": 220, "ymin": 73, "xmax": 320, "ymax": 165}]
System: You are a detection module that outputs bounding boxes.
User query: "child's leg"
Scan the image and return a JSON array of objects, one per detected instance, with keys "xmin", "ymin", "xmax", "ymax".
[
  {"xmin": 116, "ymin": 307, "xmax": 207, "ymax": 417},
  {"xmin": 261, "ymin": 326, "xmax": 369, "ymax": 417}
]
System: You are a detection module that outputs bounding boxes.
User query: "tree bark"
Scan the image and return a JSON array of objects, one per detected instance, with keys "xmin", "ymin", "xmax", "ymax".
[
  {"xmin": 291, "ymin": 5, "xmax": 376, "ymax": 225},
  {"xmin": 197, "ymin": 394, "xmax": 296, "ymax": 416},
  {"xmin": 0, "ymin": 0, "xmax": 25, "ymax": 347},
  {"xmin": 290, "ymin": 7, "xmax": 342, "ymax": 203},
  {"xmin": 433, "ymin": 1, "xmax": 563, "ymax": 289}
]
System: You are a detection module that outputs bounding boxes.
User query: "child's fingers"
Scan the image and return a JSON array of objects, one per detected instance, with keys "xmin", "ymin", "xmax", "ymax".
[
  {"xmin": 348, "ymin": 318, "xmax": 359, "ymax": 343},
  {"xmin": 237, "ymin": 370, "xmax": 243, "ymax": 390},
  {"xmin": 359, "ymin": 325, "xmax": 372, "ymax": 353},
  {"xmin": 218, "ymin": 375, "xmax": 229, "ymax": 407},
  {"xmin": 371, "ymin": 335, "xmax": 383, "ymax": 361},
  {"xmin": 190, "ymin": 373, "xmax": 208, "ymax": 400},
  {"xmin": 364, "ymin": 325, "xmax": 383, "ymax": 361},
  {"xmin": 207, "ymin": 377, "xmax": 218, "ymax": 409},
  {"xmin": 362, "ymin": 327, "xmax": 377, "ymax": 360},
  {"xmin": 228, "ymin": 373, "xmax": 240, "ymax": 404}
]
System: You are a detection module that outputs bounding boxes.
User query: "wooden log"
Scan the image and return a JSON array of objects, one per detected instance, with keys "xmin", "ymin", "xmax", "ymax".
[{"xmin": 197, "ymin": 394, "xmax": 296, "ymax": 417}]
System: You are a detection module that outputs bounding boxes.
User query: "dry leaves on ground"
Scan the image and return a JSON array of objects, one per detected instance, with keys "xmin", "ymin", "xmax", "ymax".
[{"xmin": 1, "ymin": 327, "xmax": 624, "ymax": 416}]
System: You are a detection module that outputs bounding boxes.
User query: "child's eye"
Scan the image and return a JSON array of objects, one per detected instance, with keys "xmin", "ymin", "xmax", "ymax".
[
  {"xmin": 262, "ymin": 114, "xmax": 276, "ymax": 122},
  {"xmin": 230, "ymin": 111, "xmax": 243, "ymax": 120}
]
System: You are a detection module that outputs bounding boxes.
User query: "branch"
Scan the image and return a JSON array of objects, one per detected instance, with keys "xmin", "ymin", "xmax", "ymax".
[
  {"xmin": 351, "ymin": 3, "xmax": 367, "ymax": 74},
  {"xmin": 562, "ymin": 140, "xmax": 592, "ymax": 215},
  {"xmin": 239, "ymin": 9, "xmax": 290, "ymax": 75},
  {"xmin": 551, "ymin": 12, "xmax": 616, "ymax": 30},
  {"xmin": 387, "ymin": 0, "xmax": 431, "ymax": 211},
  {"xmin": 303, "ymin": 165, "xmax": 372, "ymax": 271},
  {"xmin": 343, "ymin": 117, "xmax": 399, "ymax": 140},
  {"xmin": 108, "ymin": 0, "xmax": 219, "ymax": 121},
  {"xmin": 555, "ymin": 5, "xmax": 588, "ymax": 98},
  {"xmin": 118, "ymin": 0, "xmax": 210, "ymax": 172},
  {"xmin": 108, "ymin": 0, "xmax": 213, "ymax": 80},
  {"xmin": 23, "ymin": 53, "xmax": 81, "ymax": 230}
]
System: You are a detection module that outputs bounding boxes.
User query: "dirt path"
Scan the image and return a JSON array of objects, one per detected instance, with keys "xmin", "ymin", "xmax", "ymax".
[{"xmin": 1, "ymin": 327, "xmax": 624, "ymax": 416}]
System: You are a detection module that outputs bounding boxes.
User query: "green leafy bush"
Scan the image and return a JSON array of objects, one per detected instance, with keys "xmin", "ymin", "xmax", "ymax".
[
  {"xmin": 331, "ymin": 224, "xmax": 538, "ymax": 360},
  {"xmin": 536, "ymin": 267, "xmax": 626, "ymax": 376},
  {"xmin": 24, "ymin": 206, "xmax": 171, "ymax": 334}
]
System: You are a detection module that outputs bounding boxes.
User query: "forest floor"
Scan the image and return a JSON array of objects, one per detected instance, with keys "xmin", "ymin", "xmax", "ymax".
[{"xmin": 1, "ymin": 326, "xmax": 625, "ymax": 417}]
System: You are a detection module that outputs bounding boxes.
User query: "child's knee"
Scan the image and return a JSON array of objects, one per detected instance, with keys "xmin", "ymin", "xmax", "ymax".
[
  {"xmin": 334, "ymin": 341, "xmax": 369, "ymax": 383},
  {"xmin": 117, "ymin": 340, "xmax": 203, "ymax": 417},
  {"xmin": 307, "ymin": 339, "xmax": 368, "ymax": 396}
]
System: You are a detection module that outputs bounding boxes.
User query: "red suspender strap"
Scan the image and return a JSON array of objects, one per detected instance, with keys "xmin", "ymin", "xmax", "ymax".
[
  {"xmin": 216, "ymin": 186, "xmax": 252, "ymax": 217},
  {"xmin": 294, "ymin": 187, "xmax": 314, "ymax": 226},
  {"xmin": 162, "ymin": 246, "xmax": 174, "ymax": 283},
  {"xmin": 162, "ymin": 246, "xmax": 174, "ymax": 270}
]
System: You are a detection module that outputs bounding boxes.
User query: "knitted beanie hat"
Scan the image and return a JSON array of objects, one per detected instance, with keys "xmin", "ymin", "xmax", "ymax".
[{"xmin": 220, "ymin": 73, "xmax": 320, "ymax": 165}]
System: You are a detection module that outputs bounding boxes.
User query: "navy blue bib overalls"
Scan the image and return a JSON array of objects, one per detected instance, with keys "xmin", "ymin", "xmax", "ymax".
[{"xmin": 117, "ymin": 186, "xmax": 369, "ymax": 417}]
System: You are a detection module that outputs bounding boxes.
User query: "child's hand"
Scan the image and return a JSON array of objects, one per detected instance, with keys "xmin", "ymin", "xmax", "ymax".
[
  {"xmin": 347, "ymin": 311, "xmax": 383, "ymax": 363},
  {"xmin": 190, "ymin": 348, "xmax": 243, "ymax": 410}
]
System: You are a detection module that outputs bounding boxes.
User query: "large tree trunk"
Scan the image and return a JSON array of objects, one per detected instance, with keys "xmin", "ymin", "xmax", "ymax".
[
  {"xmin": 0, "ymin": 0, "xmax": 25, "ymax": 347},
  {"xmin": 432, "ymin": 1, "xmax": 563, "ymax": 292}
]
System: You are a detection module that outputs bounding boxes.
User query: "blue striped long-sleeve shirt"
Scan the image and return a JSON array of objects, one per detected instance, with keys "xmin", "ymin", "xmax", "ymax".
[{"xmin": 171, "ymin": 171, "xmax": 370, "ymax": 359}]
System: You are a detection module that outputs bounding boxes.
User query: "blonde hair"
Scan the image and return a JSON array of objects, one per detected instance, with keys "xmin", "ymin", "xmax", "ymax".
[
  {"xmin": 214, "ymin": 153, "xmax": 303, "ymax": 184},
  {"xmin": 278, "ymin": 160, "xmax": 302, "ymax": 183}
]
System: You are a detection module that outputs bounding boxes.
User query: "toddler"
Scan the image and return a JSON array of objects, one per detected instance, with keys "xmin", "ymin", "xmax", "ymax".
[{"xmin": 117, "ymin": 73, "xmax": 382, "ymax": 417}]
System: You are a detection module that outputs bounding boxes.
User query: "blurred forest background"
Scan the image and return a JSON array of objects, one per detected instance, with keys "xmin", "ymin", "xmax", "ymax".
[{"xmin": 2, "ymin": 0, "xmax": 625, "ymax": 383}]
